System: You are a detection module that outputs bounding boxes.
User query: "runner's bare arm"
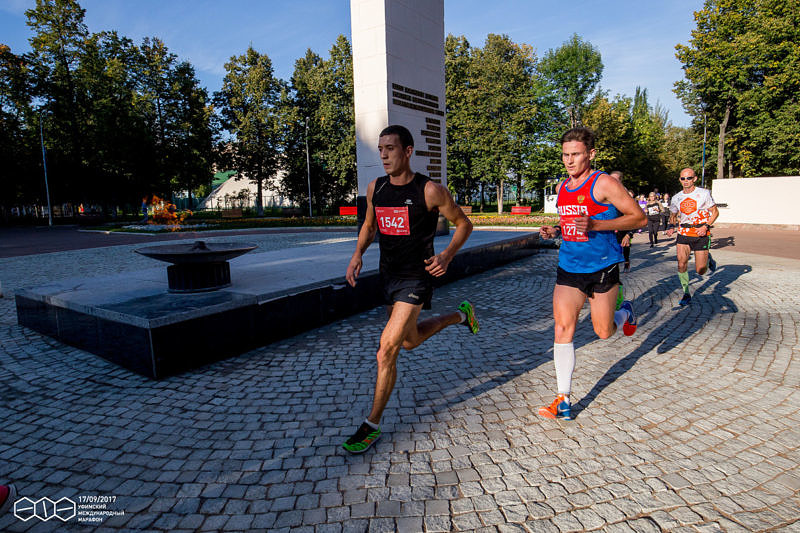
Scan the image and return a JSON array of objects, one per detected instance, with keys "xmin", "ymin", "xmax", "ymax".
[
  {"xmin": 423, "ymin": 181, "xmax": 473, "ymax": 277},
  {"xmin": 707, "ymin": 205, "xmax": 719, "ymax": 225},
  {"xmin": 346, "ymin": 180, "xmax": 378, "ymax": 286},
  {"xmin": 666, "ymin": 209, "xmax": 679, "ymax": 236},
  {"xmin": 574, "ymin": 174, "xmax": 646, "ymax": 233}
]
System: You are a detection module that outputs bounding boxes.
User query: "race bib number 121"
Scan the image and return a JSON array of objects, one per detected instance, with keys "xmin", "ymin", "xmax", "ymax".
[{"xmin": 376, "ymin": 206, "xmax": 410, "ymax": 236}]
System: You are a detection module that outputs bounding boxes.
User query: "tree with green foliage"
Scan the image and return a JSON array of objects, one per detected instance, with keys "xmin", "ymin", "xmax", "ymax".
[
  {"xmin": 732, "ymin": 0, "xmax": 800, "ymax": 176},
  {"xmin": 444, "ymin": 34, "xmax": 477, "ymax": 205},
  {"xmin": 167, "ymin": 62, "xmax": 214, "ymax": 205},
  {"xmin": 539, "ymin": 34, "xmax": 603, "ymax": 129},
  {"xmin": 675, "ymin": 0, "xmax": 752, "ymax": 180},
  {"xmin": 25, "ymin": 0, "xmax": 90, "ymax": 205},
  {"xmin": 78, "ymin": 31, "xmax": 145, "ymax": 206},
  {"xmin": 583, "ymin": 92, "xmax": 634, "ymax": 178},
  {"xmin": 280, "ymin": 35, "xmax": 356, "ymax": 213},
  {"xmin": 585, "ymin": 88, "xmax": 688, "ymax": 194},
  {"xmin": 446, "ymin": 33, "xmax": 571, "ymax": 211},
  {"xmin": 675, "ymin": 0, "xmax": 800, "ymax": 178},
  {"xmin": 128, "ymin": 37, "xmax": 214, "ymax": 204},
  {"xmin": 629, "ymin": 87, "xmax": 670, "ymax": 191},
  {"xmin": 215, "ymin": 46, "xmax": 285, "ymax": 216},
  {"xmin": 0, "ymin": 44, "xmax": 38, "ymax": 210},
  {"xmin": 1, "ymin": 0, "xmax": 215, "ymax": 215},
  {"xmin": 662, "ymin": 124, "xmax": 704, "ymax": 181},
  {"xmin": 465, "ymin": 33, "xmax": 543, "ymax": 213},
  {"xmin": 135, "ymin": 37, "xmax": 183, "ymax": 196}
]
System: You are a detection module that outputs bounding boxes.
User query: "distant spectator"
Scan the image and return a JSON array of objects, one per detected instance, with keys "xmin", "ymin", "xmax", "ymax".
[
  {"xmin": 608, "ymin": 171, "xmax": 633, "ymax": 273},
  {"xmin": 645, "ymin": 192, "xmax": 662, "ymax": 247},
  {"xmin": 661, "ymin": 193, "xmax": 671, "ymax": 232},
  {"xmin": 637, "ymin": 195, "xmax": 647, "ymax": 232}
]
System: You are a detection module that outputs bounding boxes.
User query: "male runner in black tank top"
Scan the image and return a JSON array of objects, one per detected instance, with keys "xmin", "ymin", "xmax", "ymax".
[{"xmin": 342, "ymin": 125, "xmax": 478, "ymax": 454}]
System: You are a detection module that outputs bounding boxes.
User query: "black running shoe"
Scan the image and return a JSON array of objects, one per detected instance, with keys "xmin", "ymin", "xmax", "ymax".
[
  {"xmin": 708, "ymin": 255, "xmax": 717, "ymax": 273},
  {"xmin": 679, "ymin": 293, "xmax": 692, "ymax": 306},
  {"xmin": 342, "ymin": 422, "xmax": 381, "ymax": 454}
]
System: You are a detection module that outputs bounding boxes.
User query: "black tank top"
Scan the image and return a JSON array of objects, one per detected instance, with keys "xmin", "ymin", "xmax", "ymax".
[{"xmin": 372, "ymin": 173, "xmax": 439, "ymax": 279}]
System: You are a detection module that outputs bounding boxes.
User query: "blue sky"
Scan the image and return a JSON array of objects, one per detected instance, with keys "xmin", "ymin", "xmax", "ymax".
[{"xmin": 1, "ymin": 0, "xmax": 701, "ymax": 127}]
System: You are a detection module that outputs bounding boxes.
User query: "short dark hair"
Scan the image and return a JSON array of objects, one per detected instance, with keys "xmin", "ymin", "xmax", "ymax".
[
  {"xmin": 379, "ymin": 125, "xmax": 414, "ymax": 149},
  {"xmin": 560, "ymin": 127, "xmax": 596, "ymax": 150}
]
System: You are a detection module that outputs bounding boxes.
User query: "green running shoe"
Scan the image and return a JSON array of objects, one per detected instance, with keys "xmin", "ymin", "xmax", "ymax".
[
  {"xmin": 458, "ymin": 300, "xmax": 479, "ymax": 334},
  {"xmin": 616, "ymin": 283, "xmax": 624, "ymax": 311},
  {"xmin": 342, "ymin": 422, "xmax": 381, "ymax": 454}
]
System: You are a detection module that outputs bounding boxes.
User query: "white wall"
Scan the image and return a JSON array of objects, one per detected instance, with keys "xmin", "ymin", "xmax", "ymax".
[
  {"xmin": 198, "ymin": 171, "xmax": 292, "ymax": 210},
  {"xmin": 712, "ymin": 176, "xmax": 800, "ymax": 226},
  {"xmin": 544, "ymin": 194, "xmax": 557, "ymax": 214}
]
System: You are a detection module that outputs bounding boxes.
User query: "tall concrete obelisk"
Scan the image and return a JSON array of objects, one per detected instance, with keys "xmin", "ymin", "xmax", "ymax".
[{"xmin": 350, "ymin": 0, "xmax": 447, "ymax": 233}]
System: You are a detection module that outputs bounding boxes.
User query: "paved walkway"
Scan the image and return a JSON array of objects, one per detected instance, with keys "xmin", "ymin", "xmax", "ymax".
[
  {"xmin": 0, "ymin": 234, "xmax": 798, "ymax": 531},
  {"xmin": 0, "ymin": 225, "xmax": 358, "ymax": 259}
]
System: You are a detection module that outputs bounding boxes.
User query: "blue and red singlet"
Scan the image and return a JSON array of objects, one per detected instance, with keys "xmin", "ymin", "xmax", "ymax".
[{"xmin": 556, "ymin": 170, "xmax": 624, "ymax": 273}]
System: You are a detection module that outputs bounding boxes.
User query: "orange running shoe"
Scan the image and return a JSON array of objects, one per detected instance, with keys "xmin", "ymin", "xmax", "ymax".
[{"xmin": 538, "ymin": 394, "xmax": 572, "ymax": 420}]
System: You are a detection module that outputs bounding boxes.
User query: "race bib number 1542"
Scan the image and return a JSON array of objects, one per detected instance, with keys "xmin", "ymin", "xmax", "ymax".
[{"xmin": 376, "ymin": 206, "xmax": 410, "ymax": 236}]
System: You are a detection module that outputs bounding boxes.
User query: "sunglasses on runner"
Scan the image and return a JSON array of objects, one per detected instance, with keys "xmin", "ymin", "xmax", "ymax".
[{"xmin": 679, "ymin": 177, "xmax": 694, "ymax": 181}]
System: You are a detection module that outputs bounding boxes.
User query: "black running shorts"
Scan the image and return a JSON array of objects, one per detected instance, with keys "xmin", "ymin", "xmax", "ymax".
[
  {"xmin": 381, "ymin": 276, "xmax": 433, "ymax": 309},
  {"xmin": 676, "ymin": 234, "xmax": 711, "ymax": 251},
  {"xmin": 556, "ymin": 263, "xmax": 620, "ymax": 297}
]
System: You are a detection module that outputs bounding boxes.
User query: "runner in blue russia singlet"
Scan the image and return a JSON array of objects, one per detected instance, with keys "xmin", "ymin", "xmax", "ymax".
[{"xmin": 556, "ymin": 171, "xmax": 624, "ymax": 273}]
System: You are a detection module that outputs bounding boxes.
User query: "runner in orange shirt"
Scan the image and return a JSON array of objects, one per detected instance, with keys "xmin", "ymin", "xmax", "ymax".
[{"xmin": 665, "ymin": 168, "xmax": 719, "ymax": 305}]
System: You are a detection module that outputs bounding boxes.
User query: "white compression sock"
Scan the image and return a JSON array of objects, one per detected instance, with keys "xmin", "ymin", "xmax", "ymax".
[
  {"xmin": 614, "ymin": 308, "xmax": 629, "ymax": 332},
  {"xmin": 554, "ymin": 342, "xmax": 575, "ymax": 396}
]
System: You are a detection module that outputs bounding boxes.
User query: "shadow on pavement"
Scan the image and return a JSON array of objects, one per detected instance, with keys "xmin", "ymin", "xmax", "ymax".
[
  {"xmin": 712, "ymin": 236, "xmax": 735, "ymax": 249},
  {"xmin": 392, "ymin": 267, "xmax": 558, "ymax": 420},
  {"xmin": 572, "ymin": 262, "xmax": 751, "ymax": 418},
  {"xmin": 411, "ymin": 314, "xmax": 555, "ymax": 418}
]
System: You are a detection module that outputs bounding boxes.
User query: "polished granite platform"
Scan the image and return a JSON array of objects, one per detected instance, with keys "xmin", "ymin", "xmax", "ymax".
[{"xmin": 16, "ymin": 230, "xmax": 549, "ymax": 378}]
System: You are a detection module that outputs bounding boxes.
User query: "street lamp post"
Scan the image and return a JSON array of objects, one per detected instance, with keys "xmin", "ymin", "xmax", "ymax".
[
  {"xmin": 701, "ymin": 112, "xmax": 707, "ymax": 188},
  {"xmin": 39, "ymin": 112, "xmax": 53, "ymax": 227},
  {"xmin": 304, "ymin": 117, "xmax": 313, "ymax": 217}
]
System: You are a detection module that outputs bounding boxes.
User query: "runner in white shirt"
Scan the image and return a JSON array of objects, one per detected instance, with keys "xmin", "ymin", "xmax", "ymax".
[{"xmin": 665, "ymin": 168, "xmax": 719, "ymax": 306}]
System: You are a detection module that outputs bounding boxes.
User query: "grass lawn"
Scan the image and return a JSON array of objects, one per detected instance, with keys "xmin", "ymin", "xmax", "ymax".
[{"xmin": 87, "ymin": 212, "xmax": 559, "ymax": 233}]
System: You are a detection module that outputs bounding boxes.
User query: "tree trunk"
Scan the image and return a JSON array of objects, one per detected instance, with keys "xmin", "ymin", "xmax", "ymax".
[
  {"xmin": 717, "ymin": 103, "xmax": 731, "ymax": 180},
  {"xmin": 256, "ymin": 179, "xmax": 264, "ymax": 216},
  {"xmin": 479, "ymin": 182, "xmax": 485, "ymax": 212},
  {"xmin": 497, "ymin": 179, "xmax": 504, "ymax": 214},
  {"xmin": 516, "ymin": 174, "xmax": 522, "ymax": 206}
]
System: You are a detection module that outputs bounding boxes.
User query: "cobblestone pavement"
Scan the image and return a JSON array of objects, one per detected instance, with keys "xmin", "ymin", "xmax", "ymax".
[{"xmin": 0, "ymin": 239, "xmax": 798, "ymax": 532}]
